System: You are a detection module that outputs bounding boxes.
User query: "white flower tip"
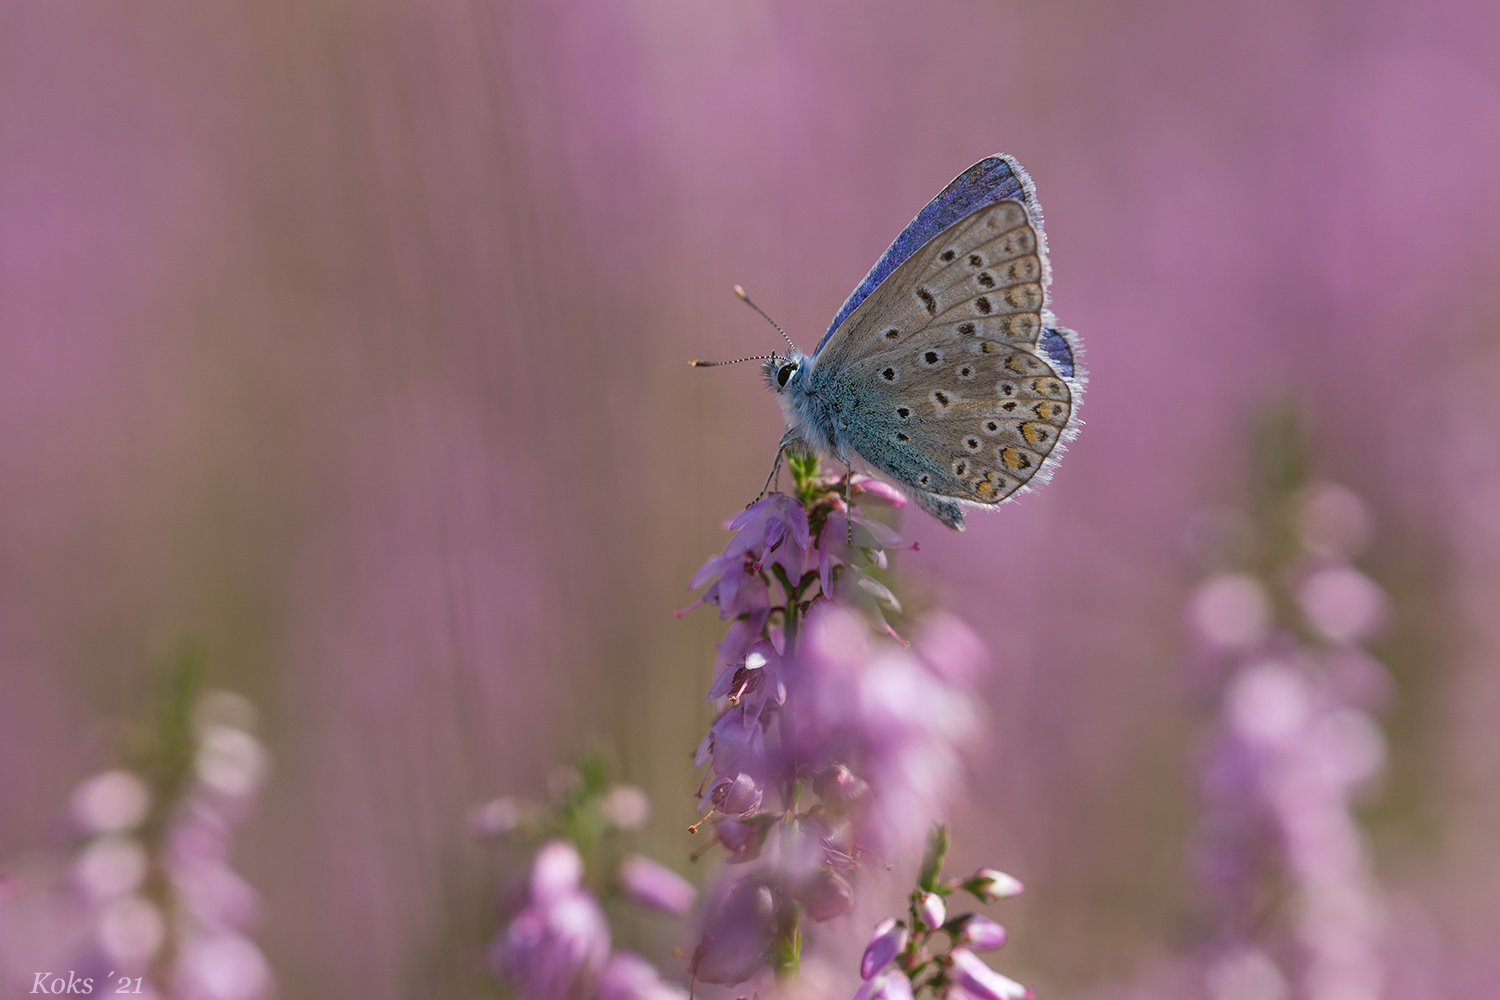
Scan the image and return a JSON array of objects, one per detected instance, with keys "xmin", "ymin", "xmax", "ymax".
[
  {"xmin": 530, "ymin": 840, "xmax": 585, "ymax": 902},
  {"xmin": 196, "ymin": 726, "xmax": 268, "ymax": 798},
  {"xmin": 71, "ymin": 770, "xmax": 151, "ymax": 834},
  {"xmin": 600, "ymin": 785, "xmax": 651, "ymax": 830},
  {"xmin": 470, "ymin": 797, "xmax": 525, "ymax": 838},
  {"xmin": 1190, "ymin": 574, "xmax": 1270, "ymax": 649}
]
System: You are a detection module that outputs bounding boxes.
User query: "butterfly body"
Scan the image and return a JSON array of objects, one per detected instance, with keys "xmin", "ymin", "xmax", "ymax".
[{"xmin": 764, "ymin": 155, "xmax": 1084, "ymax": 531}]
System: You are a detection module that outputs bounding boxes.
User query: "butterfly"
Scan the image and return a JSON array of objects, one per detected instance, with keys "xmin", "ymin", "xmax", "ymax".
[{"xmin": 761, "ymin": 155, "xmax": 1084, "ymax": 531}]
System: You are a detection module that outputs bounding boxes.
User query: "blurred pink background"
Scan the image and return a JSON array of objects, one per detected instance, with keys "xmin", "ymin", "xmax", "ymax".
[{"xmin": 3, "ymin": 0, "xmax": 1499, "ymax": 996}]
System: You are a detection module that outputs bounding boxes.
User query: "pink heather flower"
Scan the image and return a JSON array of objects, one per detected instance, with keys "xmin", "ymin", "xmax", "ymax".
[
  {"xmin": 599, "ymin": 785, "xmax": 651, "ymax": 830},
  {"xmin": 704, "ymin": 772, "xmax": 764, "ymax": 816},
  {"xmin": 855, "ymin": 969, "xmax": 916, "ymax": 1000},
  {"xmin": 683, "ymin": 469, "xmax": 996, "ymax": 988},
  {"xmin": 813, "ymin": 763, "xmax": 871, "ymax": 813},
  {"xmin": 964, "ymin": 869, "xmax": 1023, "ymax": 904},
  {"xmin": 802, "ymin": 867, "xmax": 853, "ymax": 922},
  {"xmin": 948, "ymin": 948, "xmax": 1029, "ymax": 1000},
  {"xmin": 597, "ymin": 950, "xmax": 689, "ymax": 1000},
  {"xmin": 1187, "ymin": 477, "xmax": 1391, "ymax": 1000},
  {"xmin": 848, "ymin": 474, "xmax": 908, "ymax": 508},
  {"xmin": 792, "ymin": 603, "xmax": 980, "ymax": 857},
  {"xmin": 685, "ymin": 494, "xmax": 810, "ymax": 624},
  {"xmin": 912, "ymin": 612, "xmax": 990, "ymax": 687},
  {"xmin": 860, "ymin": 918, "xmax": 909, "ymax": 979},
  {"xmin": 689, "ymin": 875, "xmax": 779, "ymax": 986},
  {"xmin": 708, "ymin": 642, "xmax": 786, "ymax": 707},
  {"xmin": 531, "ymin": 840, "xmax": 585, "ymax": 904},
  {"xmin": 618, "ymin": 855, "xmax": 697, "ymax": 917},
  {"xmin": 916, "ymin": 891, "xmax": 946, "ymax": 930},
  {"xmin": 952, "ymin": 914, "xmax": 1007, "ymax": 951},
  {"xmin": 712, "ymin": 816, "xmax": 765, "ymax": 863},
  {"xmin": 495, "ymin": 890, "xmax": 612, "ymax": 1000}
]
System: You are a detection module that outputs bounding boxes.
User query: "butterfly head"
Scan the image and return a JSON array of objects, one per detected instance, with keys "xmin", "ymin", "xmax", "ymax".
[{"xmin": 762, "ymin": 350, "xmax": 809, "ymax": 396}]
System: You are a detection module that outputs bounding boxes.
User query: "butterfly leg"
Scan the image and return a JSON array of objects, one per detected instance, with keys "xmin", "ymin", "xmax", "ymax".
[
  {"xmin": 753, "ymin": 431, "xmax": 797, "ymax": 505},
  {"xmin": 844, "ymin": 457, "xmax": 853, "ymax": 545}
]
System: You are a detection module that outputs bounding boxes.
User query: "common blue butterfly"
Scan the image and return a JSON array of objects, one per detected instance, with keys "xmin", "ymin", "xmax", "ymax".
[{"xmin": 761, "ymin": 154, "xmax": 1083, "ymax": 531}]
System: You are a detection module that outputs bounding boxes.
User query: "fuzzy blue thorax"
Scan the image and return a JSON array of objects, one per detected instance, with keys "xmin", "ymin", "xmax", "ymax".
[{"xmin": 763, "ymin": 350, "xmax": 849, "ymax": 465}]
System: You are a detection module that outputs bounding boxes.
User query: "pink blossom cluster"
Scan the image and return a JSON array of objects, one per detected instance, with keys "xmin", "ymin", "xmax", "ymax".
[
  {"xmin": 0, "ymin": 690, "xmax": 273, "ymax": 1000},
  {"xmin": 1188, "ymin": 481, "xmax": 1391, "ymax": 1000},
  {"xmin": 476, "ymin": 766, "xmax": 698, "ymax": 1000},
  {"xmin": 851, "ymin": 828, "xmax": 1030, "ymax": 1000},
  {"xmin": 493, "ymin": 841, "xmax": 693, "ymax": 1000},
  {"xmin": 680, "ymin": 461, "xmax": 1018, "ymax": 995}
]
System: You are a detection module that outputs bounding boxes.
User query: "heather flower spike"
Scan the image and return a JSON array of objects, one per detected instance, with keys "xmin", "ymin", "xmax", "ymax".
[
  {"xmin": 844, "ymin": 825, "xmax": 1029, "ymax": 1000},
  {"xmin": 1188, "ymin": 403, "xmax": 1393, "ymax": 1000},
  {"xmin": 680, "ymin": 454, "xmax": 1014, "ymax": 991},
  {"xmin": 476, "ymin": 751, "xmax": 694, "ymax": 999},
  {"xmin": 860, "ymin": 918, "xmax": 909, "ymax": 980},
  {"xmin": 0, "ymin": 654, "xmax": 274, "ymax": 1000}
]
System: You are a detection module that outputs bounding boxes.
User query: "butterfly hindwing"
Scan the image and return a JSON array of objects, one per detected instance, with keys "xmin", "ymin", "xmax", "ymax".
[{"xmin": 838, "ymin": 331, "xmax": 1076, "ymax": 511}]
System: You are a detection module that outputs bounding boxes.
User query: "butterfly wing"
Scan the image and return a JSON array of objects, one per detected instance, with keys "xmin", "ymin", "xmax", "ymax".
[
  {"xmin": 816, "ymin": 155, "xmax": 1038, "ymax": 355},
  {"xmin": 809, "ymin": 185, "xmax": 1084, "ymax": 529}
]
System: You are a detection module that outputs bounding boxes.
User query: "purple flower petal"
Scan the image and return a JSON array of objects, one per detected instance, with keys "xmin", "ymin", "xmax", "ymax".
[
  {"xmin": 916, "ymin": 891, "xmax": 946, "ymax": 930},
  {"xmin": 953, "ymin": 913, "xmax": 1007, "ymax": 950},
  {"xmin": 949, "ymin": 949, "xmax": 1028, "ymax": 1000},
  {"xmin": 530, "ymin": 840, "xmax": 583, "ymax": 904},
  {"xmin": 598, "ymin": 950, "xmax": 689, "ymax": 1000},
  {"xmin": 964, "ymin": 869, "xmax": 1023, "ymax": 903},
  {"xmin": 859, "ymin": 917, "xmax": 908, "ymax": 980},
  {"xmin": 689, "ymin": 876, "xmax": 778, "ymax": 986},
  {"xmin": 618, "ymin": 855, "xmax": 697, "ymax": 917},
  {"xmin": 803, "ymin": 867, "xmax": 853, "ymax": 922}
]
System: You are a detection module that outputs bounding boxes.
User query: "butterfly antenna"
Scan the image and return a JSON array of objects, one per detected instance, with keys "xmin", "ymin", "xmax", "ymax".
[
  {"xmin": 734, "ymin": 285, "xmax": 798, "ymax": 353},
  {"xmin": 688, "ymin": 354, "xmax": 774, "ymax": 367}
]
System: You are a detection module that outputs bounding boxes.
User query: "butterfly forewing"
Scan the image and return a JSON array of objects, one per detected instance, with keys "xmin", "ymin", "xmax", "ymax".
[{"xmin": 811, "ymin": 200, "xmax": 1051, "ymax": 375}]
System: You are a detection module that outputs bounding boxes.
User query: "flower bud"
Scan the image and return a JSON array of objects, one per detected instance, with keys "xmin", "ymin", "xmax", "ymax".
[
  {"xmin": 949, "ymin": 948, "xmax": 1029, "ymax": 1000},
  {"xmin": 600, "ymin": 785, "xmax": 651, "ymax": 830},
  {"xmin": 964, "ymin": 868, "xmax": 1023, "ymax": 903},
  {"xmin": 709, "ymin": 773, "xmax": 763, "ymax": 816},
  {"xmin": 469, "ymin": 797, "xmax": 527, "ymax": 839},
  {"xmin": 813, "ymin": 764, "xmax": 871, "ymax": 812},
  {"xmin": 618, "ymin": 855, "xmax": 697, "ymax": 917},
  {"xmin": 713, "ymin": 817, "xmax": 765, "ymax": 863},
  {"xmin": 690, "ymin": 877, "xmax": 778, "ymax": 986},
  {"xmin": 598, "ymin": 950, "xmax": 689, "ymax": 1000},
  {"xmin": 916, "ymin": 891, "xmax": 946, "ymax": 930},
  {"xmin": 804, "ymin": 868, "xmax": 853, "ymax": 923},
  {"xmin": 530, "ymin": 840, "xmax": 584, "ymax": 904},
  {"xmin": 854, "ymin": 970, "xmax": 915, "ymax": 1000},
  {"xmin": 859, "ymin": 918, "xmax": 909, "ymax": 980},
  {"xmin": 951, "ymin": 913, "xmax": 1007, "ymax": 950}
]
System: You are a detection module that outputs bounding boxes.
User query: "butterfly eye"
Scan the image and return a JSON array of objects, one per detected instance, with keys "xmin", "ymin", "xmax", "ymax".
[{"xmin": 777, "ymin": 363, "xmax": 797, "ymax": 387}]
